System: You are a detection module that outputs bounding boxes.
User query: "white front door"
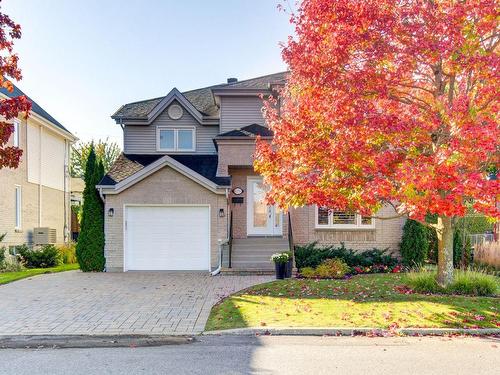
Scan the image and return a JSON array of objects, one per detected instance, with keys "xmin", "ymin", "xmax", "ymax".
[{"xmin": 247, "ymin": 177, "xmax": 282, "ymax": 236}]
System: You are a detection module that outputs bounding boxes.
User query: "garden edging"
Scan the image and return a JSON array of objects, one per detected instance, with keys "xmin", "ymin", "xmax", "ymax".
[{"xmin": 203, "ymin": 327, "xmax": 500, "ymax": 337}]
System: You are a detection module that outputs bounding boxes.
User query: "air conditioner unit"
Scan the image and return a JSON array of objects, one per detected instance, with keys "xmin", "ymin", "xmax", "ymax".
[{"xmin": 33, "ymin": 227, "xmax": 57, "ymax": 245}]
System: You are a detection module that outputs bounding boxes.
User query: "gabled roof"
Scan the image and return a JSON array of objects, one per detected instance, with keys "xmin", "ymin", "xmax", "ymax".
[
  {"xmin": 112, "ymin": 71, "xmax": 288, "ymax": 121},
  {"xmin": 0, "ymin": 83, "xmax": 72, "ymax": 135},
  {"xmin": 217, "ymin": 124, "xmax": 274, "ymax": 138},
  {"xmin": 99, "ymin": 153, "xmax": 231, "ymax": 188}
]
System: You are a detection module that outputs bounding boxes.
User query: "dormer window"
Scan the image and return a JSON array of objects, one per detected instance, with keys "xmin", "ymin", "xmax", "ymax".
[{"xmin": 157, "ymin": 126, "xmax": 195, "ymax": 152}]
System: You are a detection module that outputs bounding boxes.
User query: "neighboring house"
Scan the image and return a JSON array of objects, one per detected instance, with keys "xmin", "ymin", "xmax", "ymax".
[
  {"xmin": 98, "ymin": 72, "xmax": 405, "ymax": 272},
  {"xmin": 70, "ymin": 176, "xmax": 85, "ymax": 241},
  {"xmin": 0, "ymin": 84, "xmax": 76, "ymax": 248}
]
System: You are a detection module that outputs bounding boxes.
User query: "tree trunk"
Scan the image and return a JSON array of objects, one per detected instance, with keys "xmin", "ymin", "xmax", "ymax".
[{"xmin": 437, "ymin": 216, "xmax": 454, "ymax": 286}]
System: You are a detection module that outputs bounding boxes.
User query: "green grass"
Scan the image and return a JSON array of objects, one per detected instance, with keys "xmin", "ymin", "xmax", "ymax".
[
  {"xmin": 404, "ymin": 269, "xmax": 498, "ymax": 296},
  {"xmin": 206, "ymin": 274, "xmax": 500, "ymax": 331},
  {"xmin": 0, "ymin": 263, "xmax": 79, "ymax": 285}
]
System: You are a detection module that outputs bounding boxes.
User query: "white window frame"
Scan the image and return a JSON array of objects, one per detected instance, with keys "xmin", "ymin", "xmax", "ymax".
[
  {"xmin": 156, "ymin": 126, "xmax": 196, "ymax": 152},
  {"xmin": 12, "ymin": 119, "xmax": 20, "ymax": 147},
  {"xmin": 315, "ymin": 205, "xmax": 375, "ymax": 229},
  {"xmin": 15, "ymin": 185, "xmax": 22, "ymax": 230}
]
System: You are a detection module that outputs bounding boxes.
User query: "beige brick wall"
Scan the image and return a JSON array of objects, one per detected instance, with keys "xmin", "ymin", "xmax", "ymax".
[
  {"xmin": 0, "ymin": 117, "xmax": 68, "ymax": 247},
  {"xmin": 216, "ymin": 140, "xmax": 257, "ymax": 176},
  {"xmin": 103, "ymin": 165, "xmax": 228, "ymax": 272},
  {"xmin": 290, "ymin": 205, "xmax": 404, "ymax": 253}
]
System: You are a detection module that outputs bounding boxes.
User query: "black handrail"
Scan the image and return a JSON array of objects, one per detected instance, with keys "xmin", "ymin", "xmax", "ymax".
[
  {"xmin": 228, "ymin": 212, "xmax": 233, "ymax": 268},
  {"xmin": 288, "ymin": 211, "xmax": 294, "ymax": 266}
]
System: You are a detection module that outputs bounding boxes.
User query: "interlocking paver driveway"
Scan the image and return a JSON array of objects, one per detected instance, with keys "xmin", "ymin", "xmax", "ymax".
[{"xmin": 0, "ymin": 271, "xmax": 272, "ymax": 335}]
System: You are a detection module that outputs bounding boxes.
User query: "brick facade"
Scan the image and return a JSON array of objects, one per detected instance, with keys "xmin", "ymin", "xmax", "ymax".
[{"xmin": 103, "ymin": 165, "xmax": 228, "ymax": 272}]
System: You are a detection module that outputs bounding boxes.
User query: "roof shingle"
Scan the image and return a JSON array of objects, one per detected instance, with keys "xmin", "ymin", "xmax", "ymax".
[
  {"xmin": 99, "ymin": 153, "xmax": 231, "ymax": 187},
  {"xmin": 112, "ymin": 71, "xmax": 288, "ymax": 120},
  {"xmin": 0, "ymin": 83, "xmax": 71, "ymax": 134}
]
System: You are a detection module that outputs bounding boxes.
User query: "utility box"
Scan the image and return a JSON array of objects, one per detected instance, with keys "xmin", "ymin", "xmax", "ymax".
[{"xmin": 33, "ymin": 227, "xmax": 57, "ymax": 245}]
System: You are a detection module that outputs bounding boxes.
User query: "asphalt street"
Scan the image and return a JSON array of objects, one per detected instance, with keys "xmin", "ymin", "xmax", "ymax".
[{"xmin": 0, "ymin": 335, "xmax": 498, "ymax": 375}]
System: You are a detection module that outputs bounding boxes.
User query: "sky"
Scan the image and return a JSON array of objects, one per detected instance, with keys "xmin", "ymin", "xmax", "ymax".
[{"xmin": 2, "ymin": 0, "xmax": 295, "ymax": 146}]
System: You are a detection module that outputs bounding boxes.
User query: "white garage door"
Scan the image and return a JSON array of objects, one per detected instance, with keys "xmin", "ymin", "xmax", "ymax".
[{"xmin": 124, "ymin": 206, "xmax": 210, "ymax": 271}]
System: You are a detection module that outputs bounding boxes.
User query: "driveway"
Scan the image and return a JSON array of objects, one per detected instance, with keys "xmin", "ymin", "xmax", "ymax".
[{"xmin": 0, "ymin": 271, "xmax": 272, "ymax": 335}]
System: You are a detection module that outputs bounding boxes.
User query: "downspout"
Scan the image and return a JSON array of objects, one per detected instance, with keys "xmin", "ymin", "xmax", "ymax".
[
  {"xmin": 98, "ymin": 187, "xmax": 105, "ymax": 202},
  {"xmin": 210, "ymin": 188, "xmax": 230, "ymax": 276}
]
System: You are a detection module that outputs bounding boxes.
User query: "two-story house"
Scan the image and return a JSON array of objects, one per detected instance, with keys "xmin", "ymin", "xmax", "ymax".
[
  {"xmin": 98, "ymin": 72, "xmax": 405, "ymax": 272},
  {"xmin": 0, "ymin": 84, "xmax": 76, "ymax": 248}
]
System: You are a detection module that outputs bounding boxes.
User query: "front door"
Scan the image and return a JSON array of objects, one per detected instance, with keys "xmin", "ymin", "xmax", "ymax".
[{"xmin": 247, "ymin": 177, "xmax": 283, "ymax": 236}]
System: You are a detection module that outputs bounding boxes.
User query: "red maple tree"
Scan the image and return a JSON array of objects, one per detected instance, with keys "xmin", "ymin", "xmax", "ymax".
[
  {"xmin": 256, "ymin": 0, "xmax": 499, "ymax": 285},
  {"xmin": 0, "ymin": 5, "xmax": 31, "ymax": 169}
]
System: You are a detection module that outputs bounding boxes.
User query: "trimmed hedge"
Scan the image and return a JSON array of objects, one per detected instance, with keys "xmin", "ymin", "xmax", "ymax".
[
  {"xmin": 400, "ymin": 219, "xmax": 428, "ymax": 267},
  {"xmin": 17, "ymin": 244, "xmax": 61, "ymax": 268},
  {"xmin": 294, "ymin": 242, "xmax": 398, "ymax": 270}
]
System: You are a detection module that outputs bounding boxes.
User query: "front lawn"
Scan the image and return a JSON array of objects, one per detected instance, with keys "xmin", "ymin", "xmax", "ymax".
[
  {"xmin": 206, "ymin": 274, "xmax": 500, "ymax": 331},
  {"xmin": 0, "ymin": 263, "xmax": 79, "ymax": 285}
]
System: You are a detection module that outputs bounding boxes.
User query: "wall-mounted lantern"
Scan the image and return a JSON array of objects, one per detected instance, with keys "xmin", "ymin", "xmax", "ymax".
[
  {"xmin": 218, "ymin": 208, "xmax": 225, "ymax": 218},
  {"xmin": 108, "ymin": 208, "xmax": 114, "ymax": 217}
]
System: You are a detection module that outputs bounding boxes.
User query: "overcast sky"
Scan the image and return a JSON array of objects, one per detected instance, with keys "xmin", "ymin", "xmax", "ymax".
[{"xmin": 3, "ymin": 0, "xmax": 294, "ymax": 146}]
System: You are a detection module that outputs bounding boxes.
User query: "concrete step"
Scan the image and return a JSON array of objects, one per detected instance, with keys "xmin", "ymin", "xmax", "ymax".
[
  {"xmin": 220, "ymin": 268, "xmax": 275, "ymax": 276},
  {"xmin": 231, "ymin": 261, "xmax": 274, "ymax": 270}
]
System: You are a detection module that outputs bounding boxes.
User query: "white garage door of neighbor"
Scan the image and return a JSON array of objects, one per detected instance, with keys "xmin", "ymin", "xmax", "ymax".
[{"xmin": 124, "ymin": 206, "xmax": 210, "ymax": 271}]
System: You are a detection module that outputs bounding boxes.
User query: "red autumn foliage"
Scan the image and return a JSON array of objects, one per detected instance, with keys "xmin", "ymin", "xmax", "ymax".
[
  {"xmin": 0, "ymin": 3, "xmax": 31, "ymax": 169},
  {"xmin": 255, "ymin": 0, "xmax": 499, "ymax": 285}
]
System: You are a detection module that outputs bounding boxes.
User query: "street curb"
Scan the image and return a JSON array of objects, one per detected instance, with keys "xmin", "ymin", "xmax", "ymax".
[
  {"xmin": 203, "ymin": 327, "xmax": 500, "ymax": 337},
  {"xmin": 0, "ymin": 334, "xmax": 195, "ymax": 349}
]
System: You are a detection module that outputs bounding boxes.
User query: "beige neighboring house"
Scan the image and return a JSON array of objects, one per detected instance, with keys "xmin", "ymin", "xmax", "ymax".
[
  {"xmin": 70, "ymin": 176, "xmax": 85, "ymax": 240},
  {"xmin": 0, "ymin": 84, "xmax": 77, "ymax": 248},
  {"xmin": 98, "ymin": 72, "xmax": 406, "ymax": 272}
]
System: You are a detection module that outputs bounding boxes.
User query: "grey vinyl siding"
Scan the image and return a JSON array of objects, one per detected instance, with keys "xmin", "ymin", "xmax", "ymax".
[
  {"xmin": 219, "ymin": 96, "xmax": 266, "ymax": 134},
  {"xmin": 123, "ymin": 101, "xmax": 218, "ymax": 154}
]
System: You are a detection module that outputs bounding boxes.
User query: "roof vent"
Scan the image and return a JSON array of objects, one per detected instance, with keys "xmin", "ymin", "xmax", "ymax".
[{"xmin": 227, "ymin": 77, "xmax": 238, "ymax": 84}]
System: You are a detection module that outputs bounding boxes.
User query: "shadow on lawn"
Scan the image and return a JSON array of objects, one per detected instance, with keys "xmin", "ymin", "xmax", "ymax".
[{"xmin": 207, "ymin": 274, "xmax": 500, "ymax": 330}]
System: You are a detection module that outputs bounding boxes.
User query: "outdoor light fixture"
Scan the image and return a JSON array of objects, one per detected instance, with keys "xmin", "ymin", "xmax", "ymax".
[
  {"xmin": 218, "ymin": 208, "xmax": 225, "ymax": 218},
  {"xmin": 108, "ymin": 208, "xmax": 114, "ymax": 217}
]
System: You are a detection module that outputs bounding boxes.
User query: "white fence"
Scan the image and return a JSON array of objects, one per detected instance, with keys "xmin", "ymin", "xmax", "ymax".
[{"xmin": 468, "ymin": 233, "xmax": 494, "ymax": 247}]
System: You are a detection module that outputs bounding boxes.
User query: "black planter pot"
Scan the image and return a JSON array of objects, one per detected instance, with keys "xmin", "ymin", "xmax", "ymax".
[
  {"xmin": 275, "ymin": 262, "xmax": 286, "ymax": 279},
  {"xmin": 285, "ymin": 259, "xmax": 293, "ymax": 278}
]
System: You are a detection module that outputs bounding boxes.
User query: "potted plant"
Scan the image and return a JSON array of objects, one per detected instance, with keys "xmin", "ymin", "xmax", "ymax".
[{"xmin": 270, "ymin": 252, "xmax": 289, "ymax": 279}]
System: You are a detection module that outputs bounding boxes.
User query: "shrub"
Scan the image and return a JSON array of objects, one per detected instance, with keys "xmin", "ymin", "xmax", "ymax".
[
  {"xmin": 300, "ymin": 267, "xmax": 316, "ymax": 279},
  {"xmin": 17, "ymin": 244, "xmax": 61, "ymax": 268},
  {"xmin": 295, "ymin": 242, "xmax": 398, "ymax": 270},
  {"xmin": 403, "ymin": 270, "xmax": 443, "ymax": 294},
  {"xmin": 427, "ymin": 227, "xmax": 439, "ymax": 264},
  {"xmin": 76, "ymin": 147, "xmax": 105, "ymax": 272},
  {"xmin": 403, "ymin": 268, "xmax": 498, "ymax": 297},
  {"xmin": 315, "ymin": 258, "xmax": 350, "ymax": 279},
  {"xmin": 58, "ymin": 243, "xmax": 77, "ymax": 264},
  {"xmin": 453, "ymin": 229, "xmax": 473, "ymax": 268},
  {"xmin": 448, "ymin": 269, "xmax": 498, "ymax": 296},
  {"xmin": 400, "ymin": 219, "xmax": 428, "ymax": 267}
]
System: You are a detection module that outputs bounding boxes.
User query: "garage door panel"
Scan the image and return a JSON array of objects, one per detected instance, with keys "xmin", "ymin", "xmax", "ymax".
[{"xmin": 125, "ymin": 206, "xmax": 210, "ymax": 271}]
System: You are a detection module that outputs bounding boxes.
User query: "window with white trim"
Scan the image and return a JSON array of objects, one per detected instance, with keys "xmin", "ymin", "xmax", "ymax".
[
  {"xmin": 12, "ymin": 120, "xmax": 20, "ymax": 147},
  {"xmin": 157, "ymin": 127, "xmax": 195, "ymax": 151},
  {"xmin": 15, "ymin": 185, "xmax": 22, "ymax": 230},
  {"xmin": 315, "ymin": 206, "xmax": 374, "ymax": 229}
]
